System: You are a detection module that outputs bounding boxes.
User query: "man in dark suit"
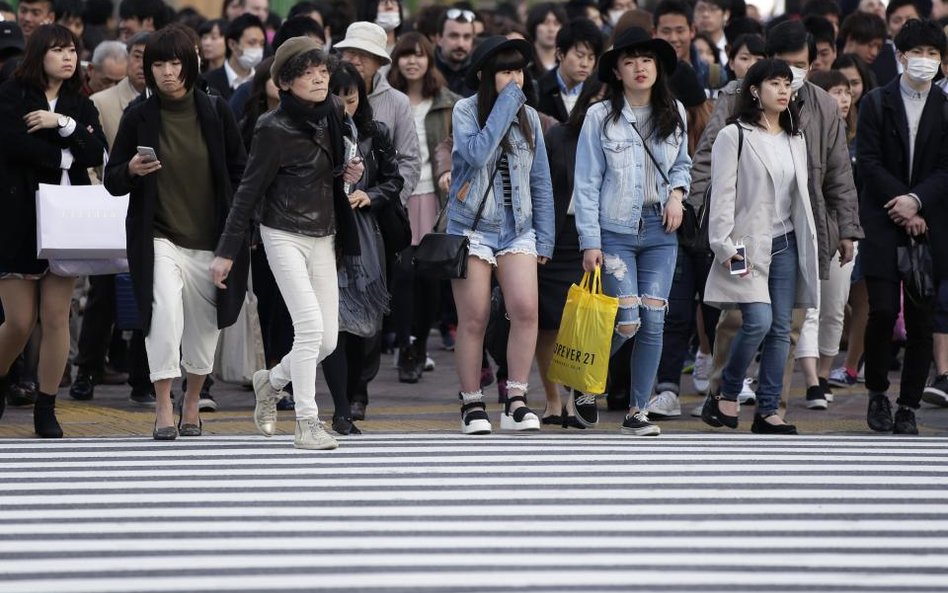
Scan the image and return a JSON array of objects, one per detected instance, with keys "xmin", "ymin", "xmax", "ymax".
[
  {"xmin": 856, "ymin": 19, "xmax": 948, "ymax": 434},
  {"xmin": 871, "ymin": 0, "xmax": 922, "ymax": 86},
  {"xmin": 536, "ymin": 18, "xmax": 603, "ymax": 123},
  {"xmin": 205, "ymin": 13, "xmax": 265, "ymax": 101}
]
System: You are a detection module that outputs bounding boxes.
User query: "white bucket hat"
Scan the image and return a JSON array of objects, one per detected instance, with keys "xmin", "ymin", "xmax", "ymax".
[{"xmin": 334, "ymin": 22, "xmax": 391, "ymax": 65}]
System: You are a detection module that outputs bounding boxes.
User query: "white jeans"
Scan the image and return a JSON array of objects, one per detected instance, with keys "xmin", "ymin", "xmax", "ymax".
[
  {"xmin": 797, "ymin": 250, "xmax": 855, "ymax": 359},
  {"xmin": 261, "ymin": 225, "xmax": 339, "ymax": 420},
  {"xmin": 146, "ymin": 238, "xmax": 220, "ymax": 382}
]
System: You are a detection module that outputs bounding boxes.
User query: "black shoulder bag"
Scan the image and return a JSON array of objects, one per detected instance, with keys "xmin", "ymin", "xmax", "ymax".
[{"xmin": 413, "ymin": 152, "xmax": 503, "ymax": 279}]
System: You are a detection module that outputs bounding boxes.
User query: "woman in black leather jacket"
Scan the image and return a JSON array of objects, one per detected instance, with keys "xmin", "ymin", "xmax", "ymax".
[
  {"xmin": 212, "ymin": 37, "xmax": 363, "ymax": 451},
  {"xmin": 322, "ymin": 62, "xmax": 403, "ymax": 436}
]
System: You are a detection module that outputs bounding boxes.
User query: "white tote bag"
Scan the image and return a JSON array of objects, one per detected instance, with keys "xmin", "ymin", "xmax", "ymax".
[
  {"xmin": 214, "ymin": 287, "xmax": 265, "ymax": 387},
  {"xmin": 35, "ymin": 183, "xmax": 129, "ymax": 259}
]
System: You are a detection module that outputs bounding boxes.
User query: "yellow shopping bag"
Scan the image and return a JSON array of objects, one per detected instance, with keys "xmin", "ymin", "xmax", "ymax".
[{"xmin": 546, "ymin": 267, "xmax": 618, "ymax": 394}]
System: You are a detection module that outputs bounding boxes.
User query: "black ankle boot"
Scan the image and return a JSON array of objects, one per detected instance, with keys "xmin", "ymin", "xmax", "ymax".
[
  {"xmin": 0, "ymin": 375, "xmax": 8, "ymax": 421},
  {"xmin": 33, "ymin": 392, "xmax": 63, "ymax": 438}
]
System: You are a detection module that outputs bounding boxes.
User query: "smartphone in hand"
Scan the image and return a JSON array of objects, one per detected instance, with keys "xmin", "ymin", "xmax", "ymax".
[
  {"xmin": 136, "ymin": 146, "xmax": 158, "ymax": 162},
  {"xmin": 730, "ymin": 244, "xmax": 747, "ymax": 275}
]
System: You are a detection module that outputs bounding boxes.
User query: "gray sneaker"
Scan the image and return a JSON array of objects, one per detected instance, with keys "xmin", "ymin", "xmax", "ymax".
[
  {"xmin": 294, "ymin": 418, "xmax": 339, "ymax": 450},
  {"xmin": 645, "ymin": 390, "xmax": 681, "ymax": 419},
  {"xmin": 252, "ymin": 369, "xmax": 280, "ymax": 437}
]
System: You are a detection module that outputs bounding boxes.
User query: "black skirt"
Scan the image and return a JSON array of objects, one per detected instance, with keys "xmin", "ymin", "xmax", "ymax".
[{"xmin": 538, "ymin": 216, "xmax": 584, "ymax": 331}]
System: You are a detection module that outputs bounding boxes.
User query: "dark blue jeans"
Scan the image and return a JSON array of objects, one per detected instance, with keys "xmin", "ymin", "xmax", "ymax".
[{"xmin": 721, "ymin": 232, "xmax": 797, "ymax": 415}]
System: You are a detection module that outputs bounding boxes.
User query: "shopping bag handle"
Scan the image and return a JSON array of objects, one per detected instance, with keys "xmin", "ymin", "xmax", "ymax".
[{"xmin": 579, "ymin": 266, "xmax": 604, "ymax": 295}]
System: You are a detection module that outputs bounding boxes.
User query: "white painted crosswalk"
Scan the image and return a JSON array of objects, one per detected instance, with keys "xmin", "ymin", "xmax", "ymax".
[{"xmin": 0, "ymin": 434, "xmax": 947, "ymax": 592}]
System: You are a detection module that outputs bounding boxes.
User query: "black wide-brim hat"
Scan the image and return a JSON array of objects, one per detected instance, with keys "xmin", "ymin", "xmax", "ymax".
[
  {"xmin": 464, "ymin": 36, "xmax": 534, "ymax": 90},
  {"xmin": 598, "ymin": 27, "xmax": 678, "ymax": 84}
]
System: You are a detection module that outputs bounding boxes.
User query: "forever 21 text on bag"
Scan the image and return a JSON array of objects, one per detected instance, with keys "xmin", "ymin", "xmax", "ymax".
[{"xmin": 546, "ymin": 267, "xmax": 618, "ymax": 394}]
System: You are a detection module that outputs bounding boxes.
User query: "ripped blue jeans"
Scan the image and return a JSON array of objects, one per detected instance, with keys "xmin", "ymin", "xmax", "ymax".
[{"xmin": 600, "ymin": 207, "xmax": 678, "ymax": 410}]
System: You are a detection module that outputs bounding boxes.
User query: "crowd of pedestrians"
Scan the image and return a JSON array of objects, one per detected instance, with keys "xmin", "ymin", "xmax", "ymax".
[{"xmin": 1, "ymin": 0, "xmax": 948, "ymax": 448}]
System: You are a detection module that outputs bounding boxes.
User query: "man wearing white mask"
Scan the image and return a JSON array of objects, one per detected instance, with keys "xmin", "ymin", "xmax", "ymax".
[
  {"xmin": 683, "ymin": 20, "xmax": 862, "ymax": 419},
  {"xmin": 859, "ymin": 19, "xmax": 948, "ymax": 433},
  {"xmin": 205, "ymin": 13, "xmax": 265, "ymax": 101}
]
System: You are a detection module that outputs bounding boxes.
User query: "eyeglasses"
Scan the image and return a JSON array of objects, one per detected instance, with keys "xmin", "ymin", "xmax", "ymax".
[{"xmin": 446, "ymin": 8, "xmax": 476, "ymax": 23}]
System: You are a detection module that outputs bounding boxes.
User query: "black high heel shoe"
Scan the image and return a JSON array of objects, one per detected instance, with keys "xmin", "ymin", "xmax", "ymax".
[{"xmin": 701, "ymin": 394, "xmax": 739, "ymax": 429}]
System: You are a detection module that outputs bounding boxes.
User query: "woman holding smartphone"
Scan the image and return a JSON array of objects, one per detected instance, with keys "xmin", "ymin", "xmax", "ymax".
[
  {"xmin": 106, "ymin": 25, "xmax": 248, "ymax": 441},
  {"xmin": 701, "ymin": 58, "xmax": 819, "ymax": 435},
  {"xmin": 448, "ymin": 36, "xmax": 554, "ymax": 435},
  {"xmin": 573, "ymin": 27, "xmax": 691, "ymax": 438},
  {"xmin": 212, "ymin": 37, "xmax": 363, "ymax": 450}
]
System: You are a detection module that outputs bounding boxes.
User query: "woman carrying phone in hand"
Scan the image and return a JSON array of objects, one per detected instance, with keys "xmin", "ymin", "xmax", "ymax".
[
  {"xmin": 0, "ymin": 24, "xmax": 106, "ymax": 437},
  {"xmin": 702, "ymin": 59, "xmax": 819, "ymax": 435},
  {"xmin": 448, "ymin": 36, "xmax": 554, "ymax": 435},
  {"xmin": 573, "ymin": 28, "xmax": 691, "ymax": 438},
  {"xmin": 211, "ymin": 37, "xmax": 363, "ymax": 450},
  {"xmin": 105, "ymin": 25, "xmax": 248, "ymax": 441}
]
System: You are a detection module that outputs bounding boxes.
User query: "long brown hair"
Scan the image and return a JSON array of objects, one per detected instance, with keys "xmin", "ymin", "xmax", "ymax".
[
  {"xmin": 685, "ymin": 101, "xmax": 713, "ymax": 157},
  {"xmin": 387, "ymin": 32, "xmax": 446, "ymax": 99},
  {"xmin": 14, "ymin": 24, "xmax": 83, "ymax": 94}
]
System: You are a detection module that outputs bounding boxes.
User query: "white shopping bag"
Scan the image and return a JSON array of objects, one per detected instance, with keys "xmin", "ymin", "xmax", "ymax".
[
  {"xmin": 35, "ymin": 183, "xmax": 129, "ymax": 259},
  {"xmin": 214, "ymin": 289, "xmax": 265, "ymax": 387}
]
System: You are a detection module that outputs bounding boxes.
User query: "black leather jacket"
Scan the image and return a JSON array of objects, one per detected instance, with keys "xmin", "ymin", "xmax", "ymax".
[{"xmin": 217, "ymin": 103, "xmax": 357, "ymax": 259}]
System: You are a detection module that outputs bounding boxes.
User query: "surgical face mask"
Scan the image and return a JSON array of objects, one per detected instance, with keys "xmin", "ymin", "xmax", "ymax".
[
  {"xmin": 608, "ymin": 9, "xmax": 625, "ymax": 27},
  {"xmin": 376, "ymin": 11, "xmax": 401, "ymax": 32},
  {"xmin": 790, "ymin": 65, "xmax": 808, "ymax": 93},
  {"xmin": 237, "ymin": 46, "xmax": 263, "ymax": 70},
  {"xmin": 906, "ymin": 56, "xmax": 940, "ymax": 82}
]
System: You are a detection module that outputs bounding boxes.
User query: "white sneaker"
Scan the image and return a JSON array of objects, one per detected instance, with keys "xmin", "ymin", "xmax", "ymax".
[
  {"xmin": 424, "ymin": 356, "xmax": 435, "ymax": 372},
  {"xmin": 294, "ymin": 418, "xmax": 338, "ymax": 450},
  {"xmin": 692, "ymin": 351, "xmax": 711, "ymax": 394},
  {"xmin": 645, "ymin": 390, "xmax": 681, "ymax": 419},
  {"xmin": 690, "ymin": 401, "xmax": 705, "ymax": 417},
  {"xmin": 738, "ymin": 377, "xmax": 756, "ymax": 405},
  {"xmin": 252, "ymin": 369, "xmax": 281, "ymax": 437}
]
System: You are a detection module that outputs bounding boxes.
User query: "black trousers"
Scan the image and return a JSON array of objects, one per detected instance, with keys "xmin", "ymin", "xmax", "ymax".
[{"xmin": 864, "ymin": 277, "xmax": 933, "ymax": 408}]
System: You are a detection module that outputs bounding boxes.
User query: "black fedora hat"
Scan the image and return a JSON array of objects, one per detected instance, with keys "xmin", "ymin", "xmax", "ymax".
[
  {"xmin": 598, "ymin": 27, "xmax": 677, "ymax": 84},
  {"xmin": 464, "ymin": 35, "xmax": 534, "ymax": 90}
]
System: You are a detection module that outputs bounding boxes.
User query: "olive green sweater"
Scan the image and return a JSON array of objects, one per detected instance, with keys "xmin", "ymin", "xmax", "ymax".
[{"xmin": 154, "ymin": 89, "xmax": 217, "ymax": 250}]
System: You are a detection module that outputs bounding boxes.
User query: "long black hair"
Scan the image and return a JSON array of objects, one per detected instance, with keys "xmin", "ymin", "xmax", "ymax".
[
  {"xmin": 476, "ymin": 48, "xmax": 535, "ymax": 153},
  {"xmin": 330, "ymin": 60, "xmax": 378, "ymax": 140},
  {"xmin": 565, "ymin": 78, "xmax": 604, "ymax": 134},
  {"xmin": 240, "ymin": 56, "xmax": 275, "ymax": 150},
  {"xmin": 603, "ymin": 48, "xmax": 683, "ymax": 140},
  {"xmin": 728, "ymin": 58, "xmax": 801, "ymax": 136}
]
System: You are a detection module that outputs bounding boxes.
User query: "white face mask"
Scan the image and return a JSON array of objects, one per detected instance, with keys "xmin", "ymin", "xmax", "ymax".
[
  {"xmin": 906, "ymin": 56, "xmax": 940, "ymax": 82},
  {"xmin": 790, "ymin": 66, "xmax": 808, "ymax": 93},
  {"xmin": 237, "ymin": 46, "xmax": 263, "ymax": 70},
  {"xmin": 376, "ymin": 11, "xmax": 401, "ymax": 32},
  {"xmin": 608, "ymin": 9, "xmax": 625, "ymax": 27}
]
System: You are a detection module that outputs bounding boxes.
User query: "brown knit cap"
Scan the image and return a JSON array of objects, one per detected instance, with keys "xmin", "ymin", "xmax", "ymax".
[{"xmin": 271, "ymin": 35, "xmax": 321, "ymax": 83}]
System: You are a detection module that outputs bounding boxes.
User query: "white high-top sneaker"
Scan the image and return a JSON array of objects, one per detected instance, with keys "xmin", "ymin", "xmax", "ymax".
[
  {"xmin": 294, "ymin": 418, "xmax": 339, "ymax": 450},
  {"xmin": 252, "ymin": 369, "xmax": 281, "ymax": 437}
]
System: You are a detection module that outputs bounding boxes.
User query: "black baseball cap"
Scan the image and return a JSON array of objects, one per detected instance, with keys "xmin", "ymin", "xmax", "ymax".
[{"xmin": 0, "ymin": 22, "xmax": 25, "ymax": 54}]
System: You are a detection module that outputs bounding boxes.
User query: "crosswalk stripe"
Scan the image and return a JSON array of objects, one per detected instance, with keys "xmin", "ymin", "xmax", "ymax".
[{"xmin": 1, "ymin": 434, "xmax": 946, "ymax": 592}]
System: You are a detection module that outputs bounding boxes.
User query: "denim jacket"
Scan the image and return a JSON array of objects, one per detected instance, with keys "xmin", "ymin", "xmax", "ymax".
[
  {"xmin": 573, "ymin": 98, "xmax": 691, "ymax": 251},
  {"xmin": 447, "ymin": 83, "xmax": 555, "ymax": 258}
]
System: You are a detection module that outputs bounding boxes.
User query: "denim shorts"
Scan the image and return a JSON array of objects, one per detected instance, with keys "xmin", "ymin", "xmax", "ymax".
[{"xmin": 446, "ymin": 205, "xmax": 537, "ymax": 267}]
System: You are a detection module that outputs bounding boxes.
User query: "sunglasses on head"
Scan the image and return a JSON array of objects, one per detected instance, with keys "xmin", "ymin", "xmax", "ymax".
[{"xmin": 446, "ymin": 8, "xmax": 476, "ymax": 22}]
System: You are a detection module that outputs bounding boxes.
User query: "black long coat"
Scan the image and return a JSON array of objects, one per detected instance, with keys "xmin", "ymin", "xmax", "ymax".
[
  {"xmin": 104, "ymin": 89, "xmax": 249, "ymax": 334},
  {"xmin": 0, "ymin": 79, "xmax": 107, "ymax": 273},
  {"xmin": 856, "ymin": 79, "xmax": 948, "ymax": 281}
]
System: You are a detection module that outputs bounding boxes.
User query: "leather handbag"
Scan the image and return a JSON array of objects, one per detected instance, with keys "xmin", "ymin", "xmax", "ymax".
[
  {"xmin": 413, "ymin": 153, "xmax": 502, "ymax": 279},
  {"xmin": 898, "ymin": 234, "xmax": 935, "ymax": 306}
]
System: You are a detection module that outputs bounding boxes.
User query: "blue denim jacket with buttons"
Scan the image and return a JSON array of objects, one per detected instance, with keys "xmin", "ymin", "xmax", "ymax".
[
  {"xmin": 573, "ymin": 98, "xmax": 692, "ymax": 251},
  {"xmin": 446, "ymin": 83, "xmax": 555, "ymax": 259}
]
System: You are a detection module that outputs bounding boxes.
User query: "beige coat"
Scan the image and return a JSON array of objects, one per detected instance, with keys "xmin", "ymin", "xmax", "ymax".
[
  {"xmin": 704, "ymin": 122, "xmax": 819, "ymax": 310},
  {"xmin": 90, "ymin": 77, "xmax": 139, "ymax": 149}
]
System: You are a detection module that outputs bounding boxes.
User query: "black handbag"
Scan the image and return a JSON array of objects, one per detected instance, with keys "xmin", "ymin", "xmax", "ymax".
[
  {"xmin": 376, "ymin": 195, "xmax": 412, "ymax": 256},
  {"xmin": 897, "ymin": 234, "xmax": 935, "ymax": 306},
  {"xmin": 413, "ymin": 154, "xmax": 502, "ymax": 279}
]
